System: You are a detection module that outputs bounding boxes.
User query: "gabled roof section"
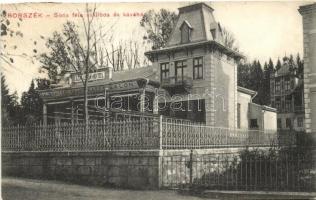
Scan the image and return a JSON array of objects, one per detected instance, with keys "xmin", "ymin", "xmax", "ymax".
[
  {"xmin": 180, "ymin": 20, "xmax": 193, "ymax": 30},
  {"xmin": 145, "ymin": 2, "xmax": 244, "ymax": 61},
  {"xmin": 166, "ymin": 2, "xmax": 218, "ymax": 47}
]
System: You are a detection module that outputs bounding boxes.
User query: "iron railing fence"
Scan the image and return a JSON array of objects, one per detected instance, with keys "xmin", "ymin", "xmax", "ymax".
[
  {"xmin": 161, "ymin": 149, "xmax": 316, "ymax": 192},
  {"xmin": 2, "ymin": 116, "xmax": 297, "ymax": 152},
  {"xmin": 2, "ymin": 117, "xmax": 159, "ymax": 151},
  {"xmin": 161, "ymin": 118, "xmax": 296, "ymax": 149}
]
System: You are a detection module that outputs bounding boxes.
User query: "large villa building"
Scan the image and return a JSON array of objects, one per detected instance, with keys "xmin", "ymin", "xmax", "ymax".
[
  {"xmin": 270, "ymin": 58, "xmax": 305, "ymax": 131},
  {"xmin": 39, "ymin": 3, "xmax": 277, "ymax": 131}
]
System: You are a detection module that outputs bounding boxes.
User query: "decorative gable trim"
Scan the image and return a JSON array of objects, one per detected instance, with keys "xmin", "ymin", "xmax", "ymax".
[{"xmin": 180, "ymin": 20, "xmax": 193, "ymax": 30}]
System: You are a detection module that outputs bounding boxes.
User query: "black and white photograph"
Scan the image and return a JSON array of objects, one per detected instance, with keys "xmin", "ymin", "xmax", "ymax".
[{"xmin": 1, "ymin": 1, "xmax": 316, "ymax": 199}]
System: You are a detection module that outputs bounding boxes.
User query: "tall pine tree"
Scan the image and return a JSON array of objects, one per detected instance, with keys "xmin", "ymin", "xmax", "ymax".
[
  {"xmin": 263, "ymin": 59, "xmax": 275, "ymax": 106},
  {"xmin": 296, "ymin": 54, "xmax": 304, "ymax": 78},
  {"xmin": 249, "ymin": 61, "xmax": 264, "ymax": 105},
  {"xmin": 1, "ymin": 74, "xmax": 20, "ymax": 126},
  {"xmin": 275, "ymin": 58, "xmax": 282, "ymax": 71},
  {"xmin": 237, "ymin": 62, "xmax": 251, "ymax": 88},
  {"xmin": 20, "ymin": 79, "xmax": 47, "ymax": 125}
]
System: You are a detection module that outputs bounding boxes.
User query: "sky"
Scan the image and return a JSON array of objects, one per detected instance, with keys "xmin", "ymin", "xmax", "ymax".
[{"xmin": 0, "ymin": 1, "xmax": 313, "ymax": 97}]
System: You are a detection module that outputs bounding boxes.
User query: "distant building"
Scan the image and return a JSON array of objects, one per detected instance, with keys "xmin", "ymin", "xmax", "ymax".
[
  {"xmin": 299, "ymin": 3, "xmax": 316, "ymax": 133},
  {"xmin": 39, "ymin": 3, "xmax": 277, "ymax": 131},
  {"xmin": 238, "ymin": 87, "xmax": 277, "ymax": 131},
  {"xmin": 270, "ymin": 59, "xmax": 305, "ymax": 131}
]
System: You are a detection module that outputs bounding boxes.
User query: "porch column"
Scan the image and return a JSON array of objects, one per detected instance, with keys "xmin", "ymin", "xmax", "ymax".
[
  {"xmin": 140, "ymin": 90, "xmax": 146, "ymax": 112},
  {"xmin": 153, "ymin": 95, "xmax": 159, "ymax": 115},
  {"xmin": 104, "ymin": 88, "xmax": 109, "ymax": 122},
  {"xmin": 43, "ymin": 103, "xmax": 47, "ymax": 125}
]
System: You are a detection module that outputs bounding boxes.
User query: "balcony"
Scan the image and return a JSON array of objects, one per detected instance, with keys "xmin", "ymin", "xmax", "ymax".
[{"xmin": 161, "ymin": 76, "xmax": 193, "ymax": 95}]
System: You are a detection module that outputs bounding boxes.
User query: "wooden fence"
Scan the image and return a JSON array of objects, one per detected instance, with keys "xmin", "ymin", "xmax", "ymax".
[{"xmin": 2, "ymin": 116, "xmax": 296, "ymax": 152}]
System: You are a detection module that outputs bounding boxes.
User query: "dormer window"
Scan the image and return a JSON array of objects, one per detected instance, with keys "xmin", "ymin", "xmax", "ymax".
[
  {"xmin": 180, "ymin": 20, "xmax": 193, "ymax": 43},
  {"xmin": 210, "ymin": 29, "xmax": 216, "ymax": 40},
  {"xmin": 210, "ymin": 22, "xmax": 222, "ymax": 41}
]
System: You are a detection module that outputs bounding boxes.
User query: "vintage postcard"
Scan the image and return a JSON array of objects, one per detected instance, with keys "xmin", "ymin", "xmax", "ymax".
[{"xmin": 1, "ymin": 1, "xmax": 316, "ymax": 199}]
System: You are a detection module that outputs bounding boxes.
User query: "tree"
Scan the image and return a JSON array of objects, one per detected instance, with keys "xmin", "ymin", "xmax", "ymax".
[
  {"xmin": 20, "ymin": 80, "xmax": 45, "ymax": 124},
  {"xmin": 1, "ymin": 9, "xmax": 22, "ymax": 65},
  {"xmin": 140, "ymin": 9, "xmax": 177, "ymax": 49},
  {"xmin": 104, "ymin": 41, "xmax": 125, "ymax": 72},
  {"xmin": 237, "ymin": 54, "xmax": 304, "ymax": 106},
  {"xmin": 1, "ymin": 74, "xmax": 20, "ymax": 126},
  {"xmin": 262, "ymin": 61, "xmax": 274, "ymax": 106},
  {"xmin": 124, "ymin": 40, "xmax": 144, "ymax": 70},
  {"xmin": 1, "ymin": 9, "xmax": 37, "ymax": 66},
  {"xmin": 237, "ymin": 63, "xmax": 251, "ymax": 88},
  {"xmin": 239, "ymin": 60, "xmax": 266, "ymax": 105},
  {"xmin": 250, "ymin": 61, "xmax": 265, "ymax": 105},
  {"xmin": 268, "ymin": 58, "xmax": 275, "ymax": 73},
  {"xmin": 296, "ymin": 54, "xmax": 304, "ymax": 78},
  {"xmin": 275, "ymin": 58, "xmax": 282, "ymax": 71},
  {"xmin": 221, "ymin": 26, "xmax": 239, "ymax": 52},
  {"xmin": 40, "ymin": 4, "xmax": 111, "ymax": 124}
]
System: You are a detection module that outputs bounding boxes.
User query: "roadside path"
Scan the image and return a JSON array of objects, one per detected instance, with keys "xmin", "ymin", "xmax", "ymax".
[{"xmin": 1, "ymin": 177, "xmax": 207, "ymax": 200}]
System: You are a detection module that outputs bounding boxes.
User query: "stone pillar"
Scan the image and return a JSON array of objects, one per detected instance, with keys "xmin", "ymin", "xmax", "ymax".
[
  {"xmin": 43, "ymin": 103, "xmax": 47, "ymax": 125},
  {"xmin": 299, "ymin": 3, "xmax": 316, "ymax": 133}
]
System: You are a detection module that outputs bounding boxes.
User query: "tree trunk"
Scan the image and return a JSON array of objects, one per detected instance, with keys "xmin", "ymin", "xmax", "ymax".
[
  {"xmin": 83, "ymin": 82, "xmax": 89, "ymax": 144},
  {"xmin": 84, "ymin": 83, "xmax": 89, "ymax": 124}
]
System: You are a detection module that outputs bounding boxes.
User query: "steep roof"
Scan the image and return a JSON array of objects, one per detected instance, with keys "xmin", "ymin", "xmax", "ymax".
[
  {"xmin": 112, "ymin": 66, "xmax": 157, "ymax": 81},
  {"xmin": 274, "ymin": 59, "xmax": 298, "ymax": 77},
  {"xmin": 145, "ymin": 2, "xmax": 243, "ymax": 60},
  {"xmin": 275, "ymin": 63, "xmax": 291, "ymax": 76},
  {"xmin": 166, "ymin": 2, "xmax": 222, "ymax": 47}
]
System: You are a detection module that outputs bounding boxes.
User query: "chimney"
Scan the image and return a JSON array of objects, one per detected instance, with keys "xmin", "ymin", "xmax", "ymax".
[{"xmin": 104, "ymin": 66, "xmax": 113, "ymax": 80}]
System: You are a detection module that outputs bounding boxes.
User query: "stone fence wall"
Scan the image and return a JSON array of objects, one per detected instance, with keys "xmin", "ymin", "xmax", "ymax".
[
  {"xmin": 2, "ymin": 147, "xmax": 273, "ymax": 189},
  {"xmin": 2, "ymin": 151, "xmax": 160, "ymax": 189}
]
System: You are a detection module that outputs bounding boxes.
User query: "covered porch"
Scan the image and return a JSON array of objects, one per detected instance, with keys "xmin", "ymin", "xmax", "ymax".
[{"xmin": 38, "ymin": 78, "xmax": 160, "ymax": 125}]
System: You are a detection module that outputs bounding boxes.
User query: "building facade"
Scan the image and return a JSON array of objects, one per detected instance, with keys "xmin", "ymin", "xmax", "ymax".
[
  {"xmin": 145, "ymin": 3, "xmax": 241, "ymax": 128},
  {"xmin": 39, "ymin": 3, "xmax": 277, "ymax": 131},
  {"xmin": 238, "ymin": 87, "xmax": 277, "ymax": 131},
  {"xmin": 299, "ymin": 3, "xmax": 316, "ymax": 133},
  {"xmin": 270, "ymin": 59, "xmax": 305, "ymax": 131}
]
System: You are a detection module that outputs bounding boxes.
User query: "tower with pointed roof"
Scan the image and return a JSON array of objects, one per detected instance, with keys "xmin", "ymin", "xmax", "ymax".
[{"xmin": 146, "ymin": 2, "xmax": 243, "ymax": 127}]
